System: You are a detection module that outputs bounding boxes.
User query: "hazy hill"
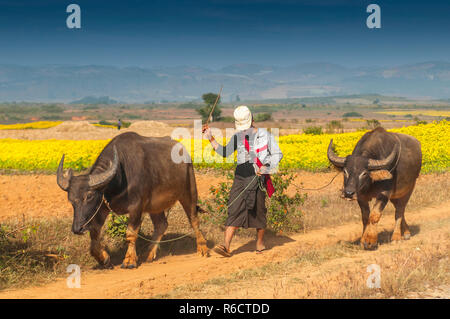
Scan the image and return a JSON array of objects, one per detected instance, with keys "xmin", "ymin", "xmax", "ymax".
[
  {"xmin": 0, "ymin": 61, "xmax": 449, "ymax": 102},
  {"xmin": 69, "ymin": 96, "xmax": 118, "ymax": 105}
]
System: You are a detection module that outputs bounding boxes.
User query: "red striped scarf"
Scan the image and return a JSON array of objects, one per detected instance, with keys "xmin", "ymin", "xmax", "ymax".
[{"xmin": 243, "ymin": 134, "xmax": 275, "ymax": 197}]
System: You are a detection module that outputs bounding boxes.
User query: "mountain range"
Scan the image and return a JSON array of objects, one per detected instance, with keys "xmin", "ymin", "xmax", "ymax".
[{"xmin": 0, "ymin": 61, "xmax": 449, "ymax": 103}]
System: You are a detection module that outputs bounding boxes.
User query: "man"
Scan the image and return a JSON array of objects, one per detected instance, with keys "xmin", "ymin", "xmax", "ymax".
[
  {"xmin": 117, "ymin": 119, "xmax": 122, "ymax": 130},
  {"xmin": 202, "ymin": 105, "xmax": 283, "ymax": 257}
]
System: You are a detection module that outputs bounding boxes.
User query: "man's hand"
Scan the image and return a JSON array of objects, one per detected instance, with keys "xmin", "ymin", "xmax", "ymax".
[
  {"xmin": 202, "ymin": 124, "xmax": 213, "ymax": 140},
  {"xmin": 256, "ymin": 165, "xmax": 270, "ymax": 176}
]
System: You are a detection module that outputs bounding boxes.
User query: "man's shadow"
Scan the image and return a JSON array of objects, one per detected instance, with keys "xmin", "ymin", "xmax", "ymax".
[{"xmin": 231, "ymin": 230, "xmax": 295, "ymax": 255}]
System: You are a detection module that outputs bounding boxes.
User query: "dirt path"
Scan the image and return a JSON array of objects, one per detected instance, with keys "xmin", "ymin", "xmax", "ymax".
[{"xmin": 1, "ymin": 200, "xmax": 448, "ymax": 299}]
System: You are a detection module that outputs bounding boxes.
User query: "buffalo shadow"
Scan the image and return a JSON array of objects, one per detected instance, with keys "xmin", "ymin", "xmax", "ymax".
[
  {"xmin": 350, "ymin": 224, "xmax": 420, "ymax": 247},
  {"xmin": 104, "ymin": 232, "xmax": 215, "ymax": 267}
]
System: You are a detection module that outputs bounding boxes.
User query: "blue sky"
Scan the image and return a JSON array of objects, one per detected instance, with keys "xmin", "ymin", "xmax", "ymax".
[{"xmin": 0, "ymin": 0, "xmax": 448, "ymax": 68}]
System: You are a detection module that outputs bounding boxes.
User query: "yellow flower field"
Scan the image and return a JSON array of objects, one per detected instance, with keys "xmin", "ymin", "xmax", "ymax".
[
  {"xmin": 0, "ymin": 121, "xmax": 62, "ymax": 130},
  {"xmin": 0, "ymin": 139, "xmax": 106, "ymax": 171},
  {"xmin": 92, "ymin": 123, "xmax": 117, "ymax": 129},
  {"xmin": 376, "ymin": 110, "xmax": 450, "ymax": 117},
  {"xmin": 0, "ymin": 121, "xmax": 448, "ymax": 173}
]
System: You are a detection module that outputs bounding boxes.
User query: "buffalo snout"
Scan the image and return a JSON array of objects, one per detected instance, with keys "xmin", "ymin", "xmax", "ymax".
[
  {"xmin": 72, "ymin": 221, "xmax": 88, "ymax": 235},
  {"xmin": 344, "ymin": 190, "xmax": 355, "ymax": 198},
  {"xmin": 342, "ymin": 188, "xmax": 357, "ymax": 200}
]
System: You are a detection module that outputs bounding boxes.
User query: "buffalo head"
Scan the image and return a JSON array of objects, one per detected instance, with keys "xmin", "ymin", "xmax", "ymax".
[
  {"xmin": 57, "ymin": 146, "xmax": 119, "ymax": 234},
  {"xmin": 327, "ymin": 140, "xmax": 398, "ymax": 200}
]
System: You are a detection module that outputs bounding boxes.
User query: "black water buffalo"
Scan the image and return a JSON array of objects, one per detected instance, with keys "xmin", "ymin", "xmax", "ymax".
[
  {"xmin": 57, "ymin": 132, "xmax": 208, "ymax": 268},
  {"xmin": 327, "ymin": 127, "xmax": 422, "ymax": 250}
]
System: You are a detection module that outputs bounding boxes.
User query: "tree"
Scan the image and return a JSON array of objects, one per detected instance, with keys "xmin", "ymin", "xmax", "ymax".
[{"xmin": 197, "ymin": 93, "xmax": 222, "ymax": 122}]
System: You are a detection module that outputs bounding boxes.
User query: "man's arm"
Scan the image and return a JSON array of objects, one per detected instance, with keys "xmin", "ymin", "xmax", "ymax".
[{"xmin": 203, "ymin": 125, "xmax": 237, "ymax": 158}]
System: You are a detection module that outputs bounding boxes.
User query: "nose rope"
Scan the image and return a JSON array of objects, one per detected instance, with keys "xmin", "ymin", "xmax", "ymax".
[
  {"xmin": 80, "ymin": 194, "xmax": 108, "ymax": 229},
  {"xmin": 291, "ymin": 172, "xmax": 340, "ymax": 192}
]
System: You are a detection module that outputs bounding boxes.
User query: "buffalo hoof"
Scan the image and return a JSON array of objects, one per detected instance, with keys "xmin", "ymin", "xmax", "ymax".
[
  {"xmin": 121, "ymin": 263, "xmax": 136, "ymax": 269},
  {"xmin": 403, "ymin": 232, "xmax": 411, "ymax": 240},
  {"xmin": 102, "ymin": 255, "xmax": 114, "ymax": 269},
  {"xmin": 362, "ymin": 242, "xmax": 378, "ymax": 251},
  {"xmin": 146, "ymin": 248, "xmax": 158, "ymax": 263},
  {"xmin": 121, "ymin": 253, "xmax": 138, "ymax": 269},
  {"xmin": 95, "ymin": 262, "xmax": 114, "ymax": 270},
  {"xmin": 197, "ymin": 244, "xmax": 210, "ymax": 257}
]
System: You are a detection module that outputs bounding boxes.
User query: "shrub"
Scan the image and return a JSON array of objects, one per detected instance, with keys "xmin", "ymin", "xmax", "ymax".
[
  {"xmin": 414, "ymin": 117, "xmax": 427, "ymax": 125},
  {"xmin": 219, "ymin": 116, "xmax": 234, "ymax": 123},
  {"xmin": 325, "ymin": 120, "xmax": 343, "ymax": 134},
  {"xmin": 343, "ymin": 112, "xmax": 363, "ymax": 118},
  {"xmin": 41, "ymin": 115, "xmax": 63, "ymax": 121},
  {"xmin": 98, "ymin": 120, "xmax": 114, "ymax": 126},
  {"xmin": 121, "ymin": 113, "xmax": 142, "ymax": 120},
  {"xmin": 253, "ymin": 113, "xmax": 273, "ymax": 122},
  {"xmin": 266, "ymin": 172, "xmax": 307, "ymax": 233},
  {"xmin": 303, "ymin": 126, "xmax": 323, "ymax": 135},
  {"xmin": 178, "ymin": 102, "xmax": 202, "ymax": 109},
  {"xmin": 41, "ymin": 104, "xmax": 64, "ymax": 113},
  {"xmin": 366, "ymin": 119, "xmax": 381, "ymax": 129},
  {"xmin": 105, "ymin": 213, "xmax": 129, "ymax": 239},
  {"xmin": 198, "ymin": 172, "xmax": 234, "ymax": 227}
]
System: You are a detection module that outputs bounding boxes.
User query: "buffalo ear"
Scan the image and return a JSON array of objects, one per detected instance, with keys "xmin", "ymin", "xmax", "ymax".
[{"xmin": 370, "ymin": 170, "xmax": 392, "ymax": 181}]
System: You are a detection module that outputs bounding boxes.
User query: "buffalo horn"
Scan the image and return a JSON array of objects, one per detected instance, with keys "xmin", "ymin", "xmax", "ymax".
[
  {"xmin": 327, "ymin": 139, "xmax": 346, "ymax": 168},
  {"xmin": 56, "ymin": 154, "xmax": 72, "ymax": 191},
  {"xmin": 88, "ymin": 146, "xmax": 119, "ymax": 189},
  {"xmin": 367, "ymin": 142, "xmax": 399, "ymax": 170}
]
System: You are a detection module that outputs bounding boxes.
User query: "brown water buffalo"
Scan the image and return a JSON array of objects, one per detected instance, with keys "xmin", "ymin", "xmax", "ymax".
[
  {"xmin": 57, "ymin": 132, "xmax": 208, "ymax": 268},
  {"xmin": 327, "ymin": 127, "xmax": 422, "ymax": 250}
]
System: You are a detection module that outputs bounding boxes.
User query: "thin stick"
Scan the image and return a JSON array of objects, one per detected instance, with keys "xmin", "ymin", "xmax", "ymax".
[{"xmin": 205, "ymin": 85, "xmax": 223, "ymax": 125}]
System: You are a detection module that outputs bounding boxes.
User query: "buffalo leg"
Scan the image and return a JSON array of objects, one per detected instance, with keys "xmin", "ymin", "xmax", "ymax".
[
  {"xmin": 357, "ymin": 199, "xmax": 370, "ymax": 234},
  {"xmin": 89, "ymin": 210, "xmax": 111, "ymax": 268},
  {"xmin": 390, "ymin": 189, "xmax": 413, "ymax": 241},
  {"xmin": 361, "ymin": 192, "xmax": 389, "ymax": 250},
  {"xmin": 121, "ymin": 204, "xmax": 143, "ymax": 269},
  {"xmin": 146, "ymin": 211, "xmax": 168, "ymax": 262},
  {"xmin": 180, "ymin": 199, "xmax": 208, "ymax": 256},
  {"xmin": 401, "ymin": 216, "xmax": 411, "ymax": 240}
]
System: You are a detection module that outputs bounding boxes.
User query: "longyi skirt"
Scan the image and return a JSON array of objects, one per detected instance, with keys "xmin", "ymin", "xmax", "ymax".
[{"xmin": 225, "ymin": 175, "xmax": 267, "ymax": 229}]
